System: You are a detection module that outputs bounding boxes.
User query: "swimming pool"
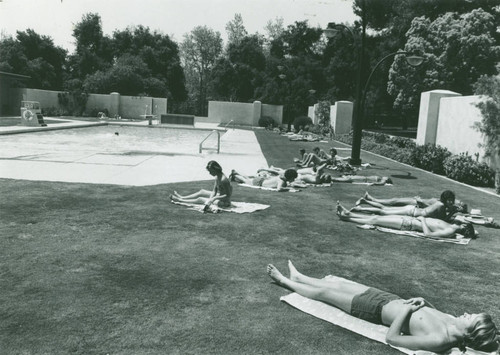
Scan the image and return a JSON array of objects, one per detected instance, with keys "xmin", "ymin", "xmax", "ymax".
[
  {"xmin": 0, "ymin": 125, "xmax": 222, "ymax": 157},
  {"xmin": 0, "ymin": 125, "xmax": 268, "ymax": 186}
]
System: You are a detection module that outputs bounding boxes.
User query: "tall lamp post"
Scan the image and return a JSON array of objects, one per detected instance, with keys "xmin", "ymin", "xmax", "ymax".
[
  {"xmin": 324, "ymin": 22, "xmax": 364, "ymax": 165},
  {"xmin": 324, "ymin": 23, "xmax": 423, "ymax": 165},
  {"xmin": 352, "ymin": 52, "xmax": 423, "ymax": 164}
]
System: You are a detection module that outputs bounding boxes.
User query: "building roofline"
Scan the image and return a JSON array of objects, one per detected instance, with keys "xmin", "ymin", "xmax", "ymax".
[{"xmin": 0, "ymin": 71, "xmax": 31, "ymax": 79}]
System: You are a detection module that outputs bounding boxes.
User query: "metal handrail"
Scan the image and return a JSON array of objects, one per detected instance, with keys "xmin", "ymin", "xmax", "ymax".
[
  {"xmin": 223, "ymin": 120, "xmax": 235, "ymax": 130},
  {"xmin": 199, "ymin": 130, "xmax": 220, "ymax": 154}
]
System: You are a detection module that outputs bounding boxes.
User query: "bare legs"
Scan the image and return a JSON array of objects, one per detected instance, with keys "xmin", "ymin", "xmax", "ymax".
[
  {"xmin": 351, "ymin": 204, "xmax": 415, "ymax": 216},
  {"xmin": 336, "ymin": 202, "xmax": 407, "ymax": 229},
  {"xmin": 171, "ymin": 189, "xmax": 211, "ymax": 204},
  {"xmin": 230, "ymin": 171, "xmax": 254, "ymax": 185},
  {"xmin": 267, "ymin": 260, "xmax": 369, "ymax": 313}
]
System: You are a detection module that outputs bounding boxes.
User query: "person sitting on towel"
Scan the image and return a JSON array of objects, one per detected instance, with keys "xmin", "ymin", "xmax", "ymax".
[
  {"xmin": 336, "ymin": 202, "xmax": 475, "ymax": 239},
  {"xmin": 171, "ymin": 160, "xmax": 232, "ymax": 209},
  {"xmin": 230, "ymin": 168, "xmax": 298, "ymax": 191},
  {"xmin": 352, "ymin": 190, "xmax": 458, "ymax": 221},
  {"xmin": 267, "ymin": 261, "xmax": 498, "ymax": 353}
]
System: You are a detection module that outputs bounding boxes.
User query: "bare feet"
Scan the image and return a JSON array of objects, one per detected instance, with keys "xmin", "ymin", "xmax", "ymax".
[
  {"xmin": 355, "ymin": 197, "xmax": 367, "ymax": 206},
  {"xmin": 336, "ymin": 201, "xmax": 350, "ymax": 217},
  {"xmin": 267, "ymin": 264, "xmax": 286, "ymax": 284}
]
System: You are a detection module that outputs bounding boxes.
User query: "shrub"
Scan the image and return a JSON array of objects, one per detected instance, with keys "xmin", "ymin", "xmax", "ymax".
[
  {"xmin": 293, "ymin": 116, "xmax": 313, "ymax": 132},
  {"xmin": 258, "ymin": 116, "xmax": 276, "ymax": 128},
  {"xmin": 409, "ymin": 144, "xmax": 452, "ymax": 175},
  {"xmin": 444, "ymin": 154, "xmax": 495, "ymax": 187},
  {"xmin": 389, "ymin": 136, "xmax": 416, "ymax": 149}
]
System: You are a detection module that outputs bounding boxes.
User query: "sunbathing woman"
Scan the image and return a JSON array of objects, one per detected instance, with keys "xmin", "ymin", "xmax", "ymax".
[
  {"xmin": 230, "ymin": 168, "xmax": 298, "ymax": 191},
  {"xmin": 352, "ymin": 190, "xmax": 457, "ymax": 220},
  {"xmin": 171, "ymin": 160, "xmax": 232, "ymax": 209},
  {"xmin": 360, "ymin": 190, "xmax": 464, "ymax": 209},
  {"xmin": 256, "ymin": 164, "xmax": 329, "ymax": 185},
  {"xmin": 337, "ymin": 202, "xmax": 475, "ymax": 239},
  {"xmin": 267, "ymin": 261, "xmax": 498, "ymax": 353}
]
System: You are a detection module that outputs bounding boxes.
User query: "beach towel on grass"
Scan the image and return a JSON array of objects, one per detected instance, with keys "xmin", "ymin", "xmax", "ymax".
[
  {"xmin": 356, "ymin": 224, "xmax": 470, "ymax": 245},
  {"xmin": 280, "ymin": 275, "xmax": 493, "ymax": 355},
  {"xmin": 171, "ymin": 200, "xmax": 269, "ymax": 214},
  {"xmin": 238, "ymin": 183, "xmax": 301, "ymax": 192}
]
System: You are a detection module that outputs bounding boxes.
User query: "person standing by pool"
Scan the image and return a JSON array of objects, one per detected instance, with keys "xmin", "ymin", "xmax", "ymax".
[{"xmin": 171, "ymin": 160, "xmax": 232, "ymax": 210}]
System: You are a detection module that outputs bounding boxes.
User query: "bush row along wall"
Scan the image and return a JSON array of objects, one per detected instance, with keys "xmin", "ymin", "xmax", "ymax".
[
  {"xmin": 206, "ymin": 100, "xmax": 283, "ymax": 126},
  {"xmin": 16, "ymin": 88, "xmax": 167, "ymax": 119}
]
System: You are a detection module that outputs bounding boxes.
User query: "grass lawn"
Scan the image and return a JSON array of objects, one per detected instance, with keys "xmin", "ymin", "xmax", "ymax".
[{"xmin": 1, "ymin": 129, "xmax": 499, "ymax": 354}]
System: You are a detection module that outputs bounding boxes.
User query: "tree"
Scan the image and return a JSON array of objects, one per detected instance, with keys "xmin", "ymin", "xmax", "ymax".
[
  {"xmin": 111, "ymin": 26, "xmax": 187, "ymax": 101},
  {"xmin": 0, "ymin": 30, "xmax": 67, "ymax": 90},
  {"xmin": 180, "ymin": 26, "xmax": 223, "ymax": 115},
  {"xmin": 225, "ymin": 14, "xmax": 247, "ymax": 48},
  {"xmin": 209, "ymin": 35, "xmax": 266, "ymax": 102},
  {"xmin": 68, "ymin": 13, "xmax": 112, "ymax": 80},
  {"xmin": 473, "ymin": 71, "xmax": 500, "ymax": 192},
  {"xmin": 388, "ymin": 8, "xmax": 500, "ymax": 116}
]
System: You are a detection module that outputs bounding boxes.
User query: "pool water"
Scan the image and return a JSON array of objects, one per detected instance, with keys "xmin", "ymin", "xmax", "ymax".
[{"xmin": 0, "ymin": 125, "xmax": 222, "ymax": 157}]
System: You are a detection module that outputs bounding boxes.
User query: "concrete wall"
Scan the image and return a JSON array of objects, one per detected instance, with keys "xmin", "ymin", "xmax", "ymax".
[
  {"xmin": 416, "ymin": 90, "xmax": 461, "ymax": 146},
  {"xmin": 261, "ymin": 103, "xmax": 283, "ymax": 125},
  {"xmin": 21, "ymin": 88, "xmax": 60, "ymax": 108},
  {"xmin": 330, "ymin": 101, "xmax": 353, "ymax": 135},
  {"xmin": 207, "ymin": 100, "xmax": 283, "ymax": 126},
  {"xmin": 18, "ymin": 88, "xmax": 167, "ymax": 119},
  {"xmin": 435, "ymin": 95, "xmax": 485, "ymax": 159}
]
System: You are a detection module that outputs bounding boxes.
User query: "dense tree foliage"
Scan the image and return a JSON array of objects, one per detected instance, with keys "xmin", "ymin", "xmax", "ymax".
[
  {"xmin": 388, "ymin": 8, "xmax": 500, "ymax": 115},
  {"xmin": 0, "ymin": 29, "xmax": 66, "ymax": 89},
  {"xmin": 1, "ymin": 1, "xmax": 499, "ymax": 122},
  {"xmin": 180, "ymin": 26, "xmax": 223, "ymax": 115}
]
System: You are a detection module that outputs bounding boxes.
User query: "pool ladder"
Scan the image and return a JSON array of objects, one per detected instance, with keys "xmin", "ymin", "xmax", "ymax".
[{"xmin": 199, "ymin": 130, "xmax": 220, "ymax": 154}]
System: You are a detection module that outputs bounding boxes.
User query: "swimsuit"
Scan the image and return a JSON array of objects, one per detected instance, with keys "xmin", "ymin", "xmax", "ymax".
[
  {"xmin": 350, "ymin": 287, "xmax": 401, "ymax": 324},
  {"xmin": 252, "ymin": 177, "xmax": 265, "ymax": 187},
  {"xmin": 400, "ymin": 216, "xmax": 415, "ymax": 231}
]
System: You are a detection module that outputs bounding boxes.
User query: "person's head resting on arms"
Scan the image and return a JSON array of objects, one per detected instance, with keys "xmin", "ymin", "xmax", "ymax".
[
  {"xmin": 456, "ymin": 222, "xmax": 476, "ymax": 239},
  {"xmin": 283, "ymin": 169, "xmax": 298, "ymax": 182},
  {"xmin": 330, "ymin": 147, "xmax": 337, "ymax": 157},
  {"xmin": 206, "ymin": 160, "xmax": 223, "ymax": 176},
  {"xmin": 458, "ymin": 312, "xmax": 498, "ymax": 353}
]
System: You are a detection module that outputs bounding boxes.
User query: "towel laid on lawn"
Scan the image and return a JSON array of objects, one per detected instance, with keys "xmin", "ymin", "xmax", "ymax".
[
  {"xmin": 280, "ymin": 275, "xmax": 493, "ymax": 355},
  {"xmin": 356, "ymin": 224, "xmax": 471, "ymax": 245},
  {"xmin": 171, "ymin": 200, "xmax": 269, "ymax": 214},
  {"xmin": 238, "ymin": 183, "xmax": 301, "ymax": 192}
]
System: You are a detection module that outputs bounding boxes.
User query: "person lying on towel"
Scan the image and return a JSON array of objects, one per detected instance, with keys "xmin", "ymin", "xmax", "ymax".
[
  {"xmin": 267, "ymin": 260, "xmax": 498, "ymax": 353},
  {"xmin": 337, "ymin": 202, "xmax": 475, "ymax": 239},
  {"xmin": 171, "ymin": 160, "xmax": 232, "ymax": 211},
  {"xmin": 259, "ymin": 165, "xmax": 391, "ymax": 186},
  {"xmin": 352, "ymin": 190, "xmax": 458, "ymax": 221},
  {"xmin": 230, "ymin": 168, "xmax": 298, "ymax": 191},
  {"xmin": 359, "ymin": 190, "xmax": 466, "ymax": 212}
]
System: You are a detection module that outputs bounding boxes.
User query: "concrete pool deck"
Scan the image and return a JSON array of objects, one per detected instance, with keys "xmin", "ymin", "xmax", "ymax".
[{"xmin": 0, "ymin": 118, "xmax": 269, "ymax": 186}]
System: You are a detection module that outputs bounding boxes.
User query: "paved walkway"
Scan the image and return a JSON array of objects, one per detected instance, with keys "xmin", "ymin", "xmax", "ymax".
[{"xmin": 0, "ymin": 118, "xmax": 268, "ymax": 186}]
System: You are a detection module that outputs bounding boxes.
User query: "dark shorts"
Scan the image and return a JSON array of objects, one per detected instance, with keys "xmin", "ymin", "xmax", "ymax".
[{"xmin": 350, "ymin": 287, "xmax": 401, "ymax": 324}]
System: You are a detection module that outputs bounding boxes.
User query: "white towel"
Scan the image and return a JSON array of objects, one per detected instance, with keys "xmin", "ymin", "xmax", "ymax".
[
  {"xmin": 238, "ymin": 183, "xmax": 301, "ymax": 192},
  {"xmin": 171, "ymin": 200, "xmax": 269, "ymax": 214},
  {"xmin": 280, "ymin": 275, "xmax": 492, "ymax": 355},
  {"xmin": 355, "ymin": 224, "xmax": 470, "ymax": 245}
]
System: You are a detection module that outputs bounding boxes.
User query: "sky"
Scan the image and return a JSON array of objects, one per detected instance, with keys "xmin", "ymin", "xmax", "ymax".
[{"xmin": 0, "ymin": 0, "xmax": 357, "ymax": 51}]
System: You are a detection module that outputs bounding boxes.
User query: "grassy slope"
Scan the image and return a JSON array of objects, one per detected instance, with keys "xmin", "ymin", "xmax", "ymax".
[{"xmin": 0, "ymin": 130, "xmax": 499, "ymax": 354}]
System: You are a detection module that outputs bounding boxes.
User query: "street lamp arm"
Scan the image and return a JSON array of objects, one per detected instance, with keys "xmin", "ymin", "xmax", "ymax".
[{"xmin": 360, "ymin": 51, "xmax": 409, "ymax": 108}]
